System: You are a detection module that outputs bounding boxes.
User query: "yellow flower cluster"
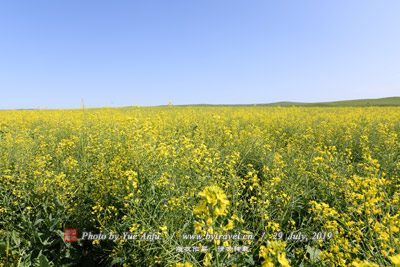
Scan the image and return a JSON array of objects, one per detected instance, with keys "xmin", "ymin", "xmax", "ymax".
[
  {"xmin": 193, "ymin": 185, "xmax": 234, "ymax": 235},
  {"xmin": 259, "ymin": 241, "xmax": 290, "ymax": 267},
  {"xmin": 194, "ymin": 185, "xmax": 230, "ymax": 217}
]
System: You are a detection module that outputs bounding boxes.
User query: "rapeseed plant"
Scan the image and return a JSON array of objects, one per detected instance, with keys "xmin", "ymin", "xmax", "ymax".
[{"xmin": 0, "ymin": 106, "xmax": 399, "ymax": 266}]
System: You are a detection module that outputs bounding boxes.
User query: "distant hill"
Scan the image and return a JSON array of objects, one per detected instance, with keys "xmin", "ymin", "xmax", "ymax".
[
  {"xmin": 177, "ymin": 97, "xmax": 400, "ymax": 107},
  {"xmin": 259, "ymin": 97, "xmax": 400, "ymax": 107},
  {"xmin": 4, "ymin": 97, "xmax": 399, "ymax": 110}
]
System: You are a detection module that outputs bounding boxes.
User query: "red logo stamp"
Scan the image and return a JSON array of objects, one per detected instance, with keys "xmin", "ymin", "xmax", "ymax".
[{"xmin": 64, "ymin": 228, "xmax": 78, "ymax": 242}]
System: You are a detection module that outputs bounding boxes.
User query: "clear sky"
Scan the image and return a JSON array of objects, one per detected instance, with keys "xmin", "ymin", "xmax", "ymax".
[{"xmin": 1, "ymin": 1, "xmax": 399, "ymax": 109}]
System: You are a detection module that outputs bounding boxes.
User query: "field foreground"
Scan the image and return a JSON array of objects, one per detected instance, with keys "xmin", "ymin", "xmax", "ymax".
[{"xmin": 0, "ymin": 106, "xmax": 400, "ymax": 266}]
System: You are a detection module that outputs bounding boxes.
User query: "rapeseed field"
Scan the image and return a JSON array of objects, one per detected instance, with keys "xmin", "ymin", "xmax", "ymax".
[{"xmin": 0, "ymin": 106, "xmax": 399, "ymax": 266}]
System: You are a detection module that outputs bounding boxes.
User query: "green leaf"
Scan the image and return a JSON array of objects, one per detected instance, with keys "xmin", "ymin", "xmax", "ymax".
[
  {"xmin": 49, "ymin": 218, "xmax": 61, "ymax": 231},
  {"xmin": 110, "ymin": 257, "xmax": 123, "ymax": 266},
  {"xmin": 38, "ymin": 254, "xmax": 51, "ymax": 267},
  {"xmin": 0, "ymin": 242, "xmax": 7, "ymax": 254},
  {"xmin": 11, "ymin": 230, "xmax": 21, "ymax": 246},
  {"xmin": 306, "ymin": 245, "xmax": 320, "ymax": 263},
  {"xmin": 34, "ymin": 219, "xmax": 44, "ymax": 227}
]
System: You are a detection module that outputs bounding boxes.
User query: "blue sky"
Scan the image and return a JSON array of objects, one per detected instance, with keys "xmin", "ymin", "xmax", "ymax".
[{"xmin": 1, "ymin": 0, "xmax": 399, "ymax": 109}]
